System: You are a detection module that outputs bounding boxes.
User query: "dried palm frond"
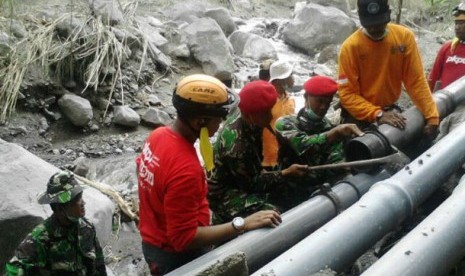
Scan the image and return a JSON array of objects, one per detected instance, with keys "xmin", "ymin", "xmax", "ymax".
[{"xmin": 0, "ymin": 0, "xmax": 155, "ymax": 123}]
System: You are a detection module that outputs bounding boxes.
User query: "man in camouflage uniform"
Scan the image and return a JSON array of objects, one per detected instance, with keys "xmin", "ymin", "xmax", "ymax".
[
  {"xmin": 5, "ymin": 171, "xmax": 107, "ymax": 276},
  {"xmin": 208, "ymin": 80, "xmax": 309, "ymax": 223},
  {"xmin": 275, "ymin": 76, "xmax": 364, "ymax": 189}
]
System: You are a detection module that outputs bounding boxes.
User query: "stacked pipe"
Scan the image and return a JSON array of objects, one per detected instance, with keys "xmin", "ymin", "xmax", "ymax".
[
  {"xmin": 362, "ymin": 175, "xmax": 465, "ymax": 276},
  {"xmin": 253, "ymin": 120, "xmax": 465, "ymax": 275},
  {"xmin": 167, "ymin": 172, "xmax": 390, "ymax": 275}
]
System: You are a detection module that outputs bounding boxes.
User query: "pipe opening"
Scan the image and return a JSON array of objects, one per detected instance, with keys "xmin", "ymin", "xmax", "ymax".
[{"xmin": 345, "ymin": 130, "xmax": 393, "ymax": 164}]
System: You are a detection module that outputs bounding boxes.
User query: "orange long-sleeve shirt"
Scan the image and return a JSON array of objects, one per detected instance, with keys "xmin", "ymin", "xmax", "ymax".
[
  {"xmin": 338, "ymin": 23, "xmax": 439, "ymax": 125},
  {"xmin": 262, "ymin": 95, "xmax": 295, "ymax": 167}
]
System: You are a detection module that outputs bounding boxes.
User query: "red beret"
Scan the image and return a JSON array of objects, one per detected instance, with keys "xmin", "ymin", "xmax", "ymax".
[
  {"xmin": 304, "ymin": 76, "xmax": 338, "ymax": 97},
  {"xmin": 239, "ymin": 80, "xmax": 278, "ymax": 114}
]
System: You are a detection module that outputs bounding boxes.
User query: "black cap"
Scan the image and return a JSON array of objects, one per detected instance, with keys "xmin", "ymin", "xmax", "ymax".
[{"xmin": 358, "ymin": 0, "xmax": 391, "ymax": 27}]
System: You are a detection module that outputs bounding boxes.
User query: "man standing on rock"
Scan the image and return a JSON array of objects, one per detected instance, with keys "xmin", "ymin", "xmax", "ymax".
[
  {"xmin": 338, "ymin": 0, "xmax": 439, "ymax": 136},
  {"xmin": 208, "ymin": 80, "xmax": 309, "ymax": 224},
  {"xmin": 136, "ymin": 74, "xmax": 282, "ymax": 275},
  {"xmin": 5, "ymin": 171, "xmax": 107, "ymax": 276},
  {"xmin": 428, "ymin": 2, "xmax": 465, "ymax": 92}
]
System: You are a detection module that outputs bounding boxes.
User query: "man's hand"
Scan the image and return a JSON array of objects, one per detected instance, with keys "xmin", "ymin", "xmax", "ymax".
[
  {"xmin": 327, "ymin": 124, "xmax": 365, "ymax": 142},
  {"xmin": 423, "ymin": 123, "xmax": 438, "ymax": 138},
  {"xmin": 244, "ymin": 210, "xmax": 282, "ymax": 231},
  {"xmin": 378, "ymin": 111, "xmax": 407, "ymax": 129},
  {"xmin": 281, "ymin": 164, "xmax": 309, "ymax": 177}
]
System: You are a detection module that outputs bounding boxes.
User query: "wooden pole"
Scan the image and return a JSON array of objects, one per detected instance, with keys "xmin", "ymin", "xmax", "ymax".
[
  {"xmin": 396, "ymin": 0, "xmax": 403, "ymax": 24},
  {"xmin": 74, "ymin": 174, "xmax": 139, "ymax": 223}
]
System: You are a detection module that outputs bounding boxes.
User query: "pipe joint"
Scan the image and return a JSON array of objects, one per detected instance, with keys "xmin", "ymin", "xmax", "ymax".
[
  {"xmin": 345, "ymin": 129, "xmax": 392, "ymax": 162},
  {"xmin": 371, "ymin": 178, "xmax": 415, "ymax": 218}
]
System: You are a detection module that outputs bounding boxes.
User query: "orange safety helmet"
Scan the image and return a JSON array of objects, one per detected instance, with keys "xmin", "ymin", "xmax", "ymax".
[{"xmin": 172, "ymin": 74, "xmax": 239, "ymax": 118}]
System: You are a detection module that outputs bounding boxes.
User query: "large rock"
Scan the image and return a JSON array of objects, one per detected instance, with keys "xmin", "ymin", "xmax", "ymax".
[
  {"xmin": 229, "ymin": 31, "xmax": 277, "ymax": 61},
  {"xmin": 0, "ymin": 139, "xmax": 115, "ymax": 269},
  {"xmin": 183, "ymin": 18, "xmax": 235, "ymax": 80},
  {"xmin": 88, "ymin": 0, "xmax": 124, "ymax": 25},
  {"xmin": 58, "ymin": 93, "xmax": 93, "ymax": 127},
  {"xmin": 134, "ymin": 18, "xmax": 172, "ymax": 69},
  {"xmin": 136, "ymin": 18, "xmax": 169, "ymax": 53},
  {"xmin": 283, "ymin": 3, "xmax": 356, "ymax": 55},
  {"xmin": 141, "ymin": 107, "xmax": 173, "ymax": 127},
  {"xmin": 165, "ymin": 0, "xmax": 208, "ymax": 23},
  {"xmin": 113, "ymin": 105, "xmax": 140, "ymax": 127},
  {"xmin": 205, "ymin": 8, "xmax": 237, "ymax": 37},
  {"xmin": 162, "ymin": 22, "xmax": 191, "ymax": 58},
  {"xmin": 307, "ymin": 0, "xmax": 350, "ymax": 13}
]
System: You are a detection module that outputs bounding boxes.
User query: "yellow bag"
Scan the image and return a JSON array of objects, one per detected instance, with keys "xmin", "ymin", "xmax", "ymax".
[{"xmin": 200, "ymin": 127, "xmax": 214, "ymax": 172}]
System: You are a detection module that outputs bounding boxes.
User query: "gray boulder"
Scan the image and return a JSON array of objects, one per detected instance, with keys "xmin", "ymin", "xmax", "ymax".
[
  {"xmin": 171, "ymin": 44, "xmax": 191, "ymax": 58},
  {"xmin": 166, "ymin": 1, "xmax": 208, "ymax": 23},
  {"xmin": 229, "ymin": 31, "xmax": 277, "ymax": 61},
  {"xmin": 136, "ymin": 18, "xmax": 169, "ymax": 53},
  {"xmin": 113, "ymin": 105, "xmax": 140, "ymax": 127},
  {"xmin": 58, "ymin": 94, "xmax": 93, "ymax": 127},
  {"xmin": 184, "ymin": 18, "xmax": 235, "ymax": 80},
  {"xmin": 283, "ymin": 3, "xmax": 356, "ymax": 55},
  {"xmin": 134, "ymin": 19, "xmax": 172, "ymax": 69},
  {"xmin": 307, "ymin": 0, "xmax": 350, "ymax": 13},
  {"xmin": 0, "ymin": 139, "xmax": 114, "ymax": 269},
  {"xmin": 88, "ymin": 0, "xmax": 124, "ymax": 25},
  {"xmin": 141, "ymin": 107, "xmax": 173, "ymax": 127},
  {"xmin": 205, "ymin": 8, "xmax": 237, "ymax": 37}
]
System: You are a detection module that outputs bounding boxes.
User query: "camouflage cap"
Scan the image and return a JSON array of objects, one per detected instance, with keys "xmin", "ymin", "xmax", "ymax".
[{"xmin": 38, "ymin": 171, "xmax": 83, "ymax": 204}]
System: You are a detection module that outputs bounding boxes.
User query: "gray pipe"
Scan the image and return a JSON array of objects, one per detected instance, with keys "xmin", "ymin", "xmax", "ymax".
[
  {"xmin": 345, "ymin": 75, "xmax": 465, "ymax": 161},
  {"xmin": 362, "ymin": 175, "xmax": 465, "ymax": 276},
  {"xmin": 253, "ymin": 121, "xmax": 465, "ymax": 276},
  {"xmin": 167, "ymin": 172, "xmax": 390, "ymax": 276}
]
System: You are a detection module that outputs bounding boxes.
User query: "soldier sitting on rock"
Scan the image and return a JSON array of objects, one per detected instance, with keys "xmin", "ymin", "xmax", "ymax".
[
  {"xmin": 275, "ymin": 76, "xmax": 364, "ymax": 196},
  {"xmin": 5, "ymin": 171, "xmax": 107, "ymax": 276}
]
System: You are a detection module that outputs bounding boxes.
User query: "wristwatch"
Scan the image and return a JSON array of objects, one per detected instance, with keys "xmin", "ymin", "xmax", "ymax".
[
  {"xmin": 376, "ymin": 111, "xmax": 383, "ymax": 121},
  {"xmin": 232, "ymin": 217, "xmax": 245, "ymax": 234}
]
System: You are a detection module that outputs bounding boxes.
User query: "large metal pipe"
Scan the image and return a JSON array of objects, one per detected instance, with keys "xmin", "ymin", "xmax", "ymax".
[
  {"xmin": 345, "ymin": 75, "xmax": 465, "ymax": 161},
  {"xmin": 253, "ymin": 121, "xmax": 465, "ymax": 276},
  {"xmin": 167, "ymin": 172, "xmax": 391, "ymax": 276},
  {"xmin": 362, "ymin": 175, "xmax": 465, "ymax": 276}
]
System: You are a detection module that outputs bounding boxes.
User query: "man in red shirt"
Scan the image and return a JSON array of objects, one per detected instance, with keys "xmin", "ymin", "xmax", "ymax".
[
  {"xmin": 136, "ymin": 74, "xmax": 282, "ymax": 275},
  {"xmin": 429, "ymin": 2, "xmax": 465, "ymax": 92}
]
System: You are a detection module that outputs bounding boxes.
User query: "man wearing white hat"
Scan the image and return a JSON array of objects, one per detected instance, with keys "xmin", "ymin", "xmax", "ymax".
[{"xmin": 262, "ymin": 60, "xmax": 295, "ymax": 169}]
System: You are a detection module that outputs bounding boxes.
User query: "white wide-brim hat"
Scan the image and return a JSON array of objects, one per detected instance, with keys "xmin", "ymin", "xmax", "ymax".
[{"xmin": 269, "ymin": 61, "xmax": 294, "ymax": 82}]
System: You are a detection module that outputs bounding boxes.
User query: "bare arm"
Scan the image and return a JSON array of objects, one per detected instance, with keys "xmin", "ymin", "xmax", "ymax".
[{"xmin": 186, "ymin": 210, "xmax": 281, "ymax": 250}]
